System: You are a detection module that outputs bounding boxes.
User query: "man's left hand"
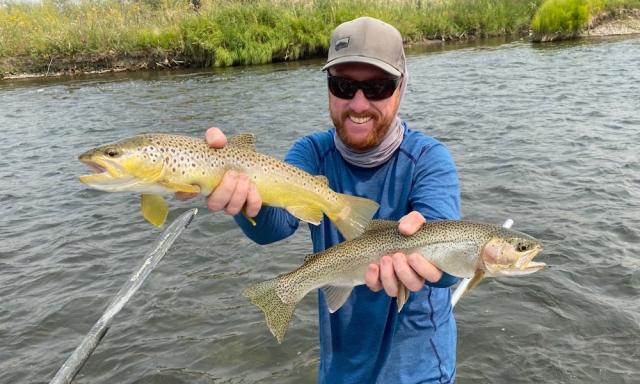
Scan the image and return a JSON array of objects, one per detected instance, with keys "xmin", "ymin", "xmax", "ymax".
[{"xmin": 364, "ymin": 211, "xmax": 443, "ymax": 297}]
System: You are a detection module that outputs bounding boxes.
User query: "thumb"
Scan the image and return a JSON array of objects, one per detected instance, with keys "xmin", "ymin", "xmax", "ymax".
[
  {"xmin": 398, "ymin": 211, "xmax": 426, "ymax": 236},
  {"xmin": 205, "ymin": 127, "xmax": 228, "ymax": 149}
]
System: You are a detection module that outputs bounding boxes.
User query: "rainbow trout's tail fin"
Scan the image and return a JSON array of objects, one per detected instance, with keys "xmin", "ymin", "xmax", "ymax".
[
  {"xmin": 328, "ymin": 194, "xmax": 379, "ymax": 240},
  {"xmin": 244, "ymin": 278, "xmax": 296, "ymax": 344}
]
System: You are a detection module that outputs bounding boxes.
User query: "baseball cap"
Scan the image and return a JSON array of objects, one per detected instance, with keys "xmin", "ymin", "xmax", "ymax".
[{"xmin": 322, "ymin": 17, "xmax": 405, "ymax": 77}]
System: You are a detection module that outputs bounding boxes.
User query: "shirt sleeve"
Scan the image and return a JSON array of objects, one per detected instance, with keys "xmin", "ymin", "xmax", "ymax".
[
  {"xmin": 233, "ymin": 136, "xmax": 318, "ymax": 244},
  {"xmin": 410, "ymin": 142, "xmax": 462, "ymax": 288}
]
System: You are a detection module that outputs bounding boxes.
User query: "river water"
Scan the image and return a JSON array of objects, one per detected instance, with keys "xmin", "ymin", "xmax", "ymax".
[{"xmin": 1, "ymin": 36, "xmax": 639, "ymax": 383}]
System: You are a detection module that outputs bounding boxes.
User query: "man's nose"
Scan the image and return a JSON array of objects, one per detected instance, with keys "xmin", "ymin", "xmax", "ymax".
[{"xmin": 348, "ymin": 89, "xmax": 371, "ymax": 112}]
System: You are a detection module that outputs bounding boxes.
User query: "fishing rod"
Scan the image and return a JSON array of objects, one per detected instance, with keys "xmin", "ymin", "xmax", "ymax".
[
  {"xmin": 49, "ymin": 208, "xmax": 198, "ymax": 384},
  {"xmin": 451, "ymin": 218, "xmax": 514, "ymax": 308}
]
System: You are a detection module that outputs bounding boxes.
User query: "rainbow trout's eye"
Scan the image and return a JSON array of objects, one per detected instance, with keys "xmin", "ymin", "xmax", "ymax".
[
  {"xmin": 516, "ymin": 242, "xmax": 531, "ymax": 252},
  {"xmin": 104, "ymin": 147, "xmax": 121, "ymax": 158}
]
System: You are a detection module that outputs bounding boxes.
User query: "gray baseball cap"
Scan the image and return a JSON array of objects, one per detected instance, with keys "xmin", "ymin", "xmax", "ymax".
[{"xmin": 322, "ymin": 17, "xmax": 405, "ymax": 77}]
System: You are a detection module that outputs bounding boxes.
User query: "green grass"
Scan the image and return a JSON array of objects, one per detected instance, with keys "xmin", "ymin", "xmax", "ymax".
[
  {"xmin": 4, "ymin": 0, "xmax": 637, "ymax": 75},
  {"xmin": 0, "ymin": 0, "xmax": 543, "ymax": 68},
  {"xmin": 531, "ymin": 0, "xmax": 640, "ymax": 40}
]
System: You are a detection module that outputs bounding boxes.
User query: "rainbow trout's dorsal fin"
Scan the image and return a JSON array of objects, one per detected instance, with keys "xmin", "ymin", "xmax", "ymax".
[{"xmin": 228, "ymin": 133, "xmax": 256, "ymax": 151}]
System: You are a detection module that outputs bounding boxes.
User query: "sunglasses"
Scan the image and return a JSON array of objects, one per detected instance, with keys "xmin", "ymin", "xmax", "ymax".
[{"xmin": 327, "ymin": 75, "xmax": 401, "ymax": 101}]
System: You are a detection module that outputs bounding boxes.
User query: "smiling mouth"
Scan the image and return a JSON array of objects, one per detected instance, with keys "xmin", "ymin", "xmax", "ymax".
[{"xmin": 349, "ymin": 115, "xmax": 372, "ymax": 124}]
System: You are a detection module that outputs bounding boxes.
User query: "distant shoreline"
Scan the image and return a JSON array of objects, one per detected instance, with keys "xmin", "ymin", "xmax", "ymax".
[{"xmin": 1, "ymin": 3, "xmax": 639, "ymax": 81}]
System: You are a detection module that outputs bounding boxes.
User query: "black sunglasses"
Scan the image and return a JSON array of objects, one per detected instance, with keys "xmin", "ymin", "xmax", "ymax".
[{"xmin": 327, "ymin": 75, "xmax": 401, "ymax": 101}]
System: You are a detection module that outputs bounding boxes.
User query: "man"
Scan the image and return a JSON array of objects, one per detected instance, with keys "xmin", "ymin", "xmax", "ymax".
[{"xmin": 184, "ymin": 17, "xmax": 461, "ymax": 383}]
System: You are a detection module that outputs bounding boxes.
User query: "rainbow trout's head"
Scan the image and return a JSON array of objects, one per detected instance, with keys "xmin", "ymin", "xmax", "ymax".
[
  {"xmin": 480, "ymin": 228, "xmax": 545, "ymax": 277},
  {"xmin": 79, "ymin": 135, "xmax": 164, "ymax": 192}
]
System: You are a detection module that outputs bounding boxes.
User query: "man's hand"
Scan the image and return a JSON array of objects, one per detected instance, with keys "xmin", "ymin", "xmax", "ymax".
[
  {"xmin": 364, "ymin": 211, "xmax": 443, "ymax": 297},
  {"xmin": 175, "ymin": 127, "xmax": 262, "ymax": 218}
]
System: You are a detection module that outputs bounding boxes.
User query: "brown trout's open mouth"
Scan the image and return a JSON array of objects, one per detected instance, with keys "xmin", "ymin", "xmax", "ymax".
[{"xmin": 80, "ymin": 159, "xmax": 108, "ymax": 175}]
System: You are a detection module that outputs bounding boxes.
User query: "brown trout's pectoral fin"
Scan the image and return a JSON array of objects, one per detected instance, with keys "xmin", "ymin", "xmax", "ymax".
[
  {"xmin": 158, "ymin": 180, "xmax": 201, "ymax": 194},
  {"xmin": 286, "ymin": 205, "xmax": 323, "ymax": 226},
  {"xmin": 228, "ymin": 133, "xmax": 256, "ymax": 151},
  {"xmin": 322, "ymin": 286, "xmax": 353, "ymax": 313},
  {"xmin": 141, "ymin": 194, "xmax": 169, "ymax": 227},
  {"xmin": 397, "ymin": 282, "xmax": 410, "ymax": 312}
]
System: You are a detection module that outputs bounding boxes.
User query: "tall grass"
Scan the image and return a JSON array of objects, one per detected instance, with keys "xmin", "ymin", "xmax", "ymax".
[
  {"xmin": 531, "ymin": 0, "xmax": 640, "ymax": 39},
  {"xmin": 0, "ymin": 0, "xmax": 189, "ymax": 58},
  {"xmin": 0, "ymin": 0, "xmax": 547, "ymax": 74}
]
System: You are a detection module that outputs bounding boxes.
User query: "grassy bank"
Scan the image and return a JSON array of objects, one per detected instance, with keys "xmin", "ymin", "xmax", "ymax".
[
  {"xmin": 530, "ymin": 0, "xmax": 640, "ymax": 41},
  {"xmin": 0, "ymin": 0, "xmax": 543, "ymax": 76},
  {"xmin": 0, "ymin": 0, "xmax": 638, "ymax": 77}
]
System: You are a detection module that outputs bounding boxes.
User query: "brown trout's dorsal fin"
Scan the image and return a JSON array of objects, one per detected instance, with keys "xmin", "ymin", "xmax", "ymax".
[
  {"xmin": 158, "ymin": 180, "xmax": 201, "ymax": 194},
  {"xmin": 141, "ymin": 194, "xmax": 168, "ymax": 227},
  {"xmin": 322, "ymin": 285, "xmax": 353, "ymax": 313},
  {"xmin": 396, "ymin": 282, "xmax": 410, "ymax": 312},
  {"xmin": 365, "ymin": 219, "xmax": 398, "ymax": 232},
  {"xmin": 314, "ymin": 175, "xmax": 330, "ymax": 186},
  {"xmin": 228, "ymin": 133, "xmax": 256, "ymax": 151}
]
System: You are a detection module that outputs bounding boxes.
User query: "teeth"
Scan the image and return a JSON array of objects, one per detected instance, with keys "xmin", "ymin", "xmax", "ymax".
[{"xmin": 349, "ymin": 115, "xmax": 372, "ymax": 124}]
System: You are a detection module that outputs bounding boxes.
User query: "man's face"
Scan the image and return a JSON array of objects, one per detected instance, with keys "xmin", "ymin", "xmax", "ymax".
[{"xmin": 328, "ymin": 63, "xmax": 402, "ymax": 150}]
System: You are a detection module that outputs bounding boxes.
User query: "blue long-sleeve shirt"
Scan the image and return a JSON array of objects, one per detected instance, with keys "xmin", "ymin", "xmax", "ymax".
[{"xmin": 236, "ymin": 123, "xmax": 461, "ymax": 383}]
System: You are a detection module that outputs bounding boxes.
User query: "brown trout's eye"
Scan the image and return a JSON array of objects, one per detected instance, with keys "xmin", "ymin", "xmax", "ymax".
[
  {"xmin": 516, "ymin": 243, "xmax": 530, "ymax": 252},
  {"xmin": 105, "ymin": 148, "xmax": 120, "ymax": 157}
]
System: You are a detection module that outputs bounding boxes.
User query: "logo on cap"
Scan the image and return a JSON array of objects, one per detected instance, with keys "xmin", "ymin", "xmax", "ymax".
[{"xmin": 335, "ymin": 37, "xmax": 350, "ymax": 51}]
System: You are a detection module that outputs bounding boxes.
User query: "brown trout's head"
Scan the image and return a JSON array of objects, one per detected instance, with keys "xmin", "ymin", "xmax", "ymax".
[
  {"xmin": 480, "ymin": 228, "xmax": 545, "ymax": 277},
  {"xmin": 79, "ymin": 135, "xmax": 164, "ymax": 192}
]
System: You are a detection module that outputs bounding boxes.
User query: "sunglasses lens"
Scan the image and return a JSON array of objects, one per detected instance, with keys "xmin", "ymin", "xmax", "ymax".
[
  {"xmin": 328, "ymin": 76, "xmax": 356, "ymax": 99},
  {"xmin": 328, "ymin": 76, "xmax": 400, "ymax": 100}
]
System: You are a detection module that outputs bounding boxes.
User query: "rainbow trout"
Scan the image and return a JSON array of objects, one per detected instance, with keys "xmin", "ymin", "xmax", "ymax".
[
  {"xmin": 244, "ymin": 220, "xmax": 545, "ymax": 343},
  {"xmin": 79, "ymin": 133, "xmax": 379, "ymax": 240}
]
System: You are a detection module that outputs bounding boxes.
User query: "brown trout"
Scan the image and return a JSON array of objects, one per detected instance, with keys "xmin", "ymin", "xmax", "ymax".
[
  {"xmin": 244, "ymin": 220, "xmax": 545, "ymax": 343},
  {"xmin": 79, "ymin": 133, "xmax": 379, "ymax": 240}
]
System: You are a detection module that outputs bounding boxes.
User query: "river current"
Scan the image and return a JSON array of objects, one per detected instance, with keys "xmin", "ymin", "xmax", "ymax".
[{"xmin": 1, "ymin": 36, "xmax": 639, "ymax": 383}]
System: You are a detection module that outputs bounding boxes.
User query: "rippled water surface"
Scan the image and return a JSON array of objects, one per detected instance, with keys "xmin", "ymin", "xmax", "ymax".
[{"xmin": 1, "ymin": 36, "xmax": 639, "ymax": 383}]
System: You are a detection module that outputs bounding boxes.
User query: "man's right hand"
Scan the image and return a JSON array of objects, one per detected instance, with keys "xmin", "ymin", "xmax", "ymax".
[{"xmin": 175, "ymin": 127, "xmax": 262, "ymax": 219}]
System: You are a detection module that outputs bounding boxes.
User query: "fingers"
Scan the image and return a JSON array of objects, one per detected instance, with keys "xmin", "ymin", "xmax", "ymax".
[
  {"xmin": 407, "ymin": 253, "xmax": 443, "ymax": 283},
  {"xmin": 398, "ymin": 211, "xmax": 426, "ymax": 236},
  {"xmin": 365, "ymin": 264, "xmax": 383, "ymax": 292},
  {"xmin": 245, "ymin": 183, "xmax": 262, "ymax": 218},
  {"xmin": 205, "ymin": 127, "xmax": 228, "ymax": 148},
  {"xmin": 366, "ymin": 252, "xmax": 443, "ymax": 297},
  {"xmin": 392, "ymin": 253, "xmax": 425, "ymax": 292},
  {"xmin": 226, "ymin": 173, "xmax": 253, "ymax": 215},
  {"xmin": 207, "ymin": 171, "xmax": 249, "ymax": 215},
  {"xmin": 379, "ymin": 255, "xmax": 399, "ymax": 297},
  {"xmin": 206, "ymin": 170, "xmax": 262, "ymax": 220}
]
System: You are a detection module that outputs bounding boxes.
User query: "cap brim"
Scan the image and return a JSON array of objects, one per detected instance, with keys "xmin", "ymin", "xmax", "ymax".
[{"xmin": 322, "ymin": 56, "xmax": 401, "ymax": 77}]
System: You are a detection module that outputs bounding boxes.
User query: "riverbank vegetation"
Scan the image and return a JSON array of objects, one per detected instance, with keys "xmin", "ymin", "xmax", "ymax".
[
  {"xmin": 0, "ymin": 0, "xmax": 638, "ymax": 77},
  {"xmin": 530, "ymin": 0, "xmax": 640, "ymax": 41}
]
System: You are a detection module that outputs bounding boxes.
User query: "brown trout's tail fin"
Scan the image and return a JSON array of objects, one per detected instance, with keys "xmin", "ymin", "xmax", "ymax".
[
  {"xmin": 244, "ymin": 278, "xmax": 296, "ymax": 344},
  {"xmin": 329, "ymin": 194, "xmax": 379, "ymax": 240}
]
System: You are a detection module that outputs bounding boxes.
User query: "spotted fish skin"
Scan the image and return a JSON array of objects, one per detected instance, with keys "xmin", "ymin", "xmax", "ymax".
[
  {"xmin": 79, "ymin": 133, "xmax": 379, "ymax": 239},
  {"xmin": 244, "ymin": 220, "xmax": 545, "ymax": 343}
]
